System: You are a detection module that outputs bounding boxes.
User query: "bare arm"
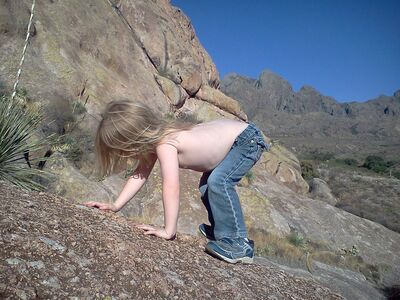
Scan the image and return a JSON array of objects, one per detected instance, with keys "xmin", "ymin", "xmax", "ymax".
[
  {"xmin": 84, "ymin": 154, "xmax": 157, "ymax": 211},
  {"xmin": 137, "ymin": 144, "xmax": 180, "ymax": 239}
]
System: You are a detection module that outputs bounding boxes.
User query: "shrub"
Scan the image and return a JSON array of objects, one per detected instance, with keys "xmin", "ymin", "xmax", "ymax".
[
  {"xmin": 392, "ymin": 171, "xmax": 400, "ymax": 180},
  {"xmin": 343, "ymin": 158, "xmax": 358, "ymax": 166},
  {"xmin": 64, "ymin": 136, "xmax": 84, "ymax": 163},
  {"xmin": 0, "ymin": 94, "xmax": 49, "ymax": 190},
  {"xmin": 244, "ymin": 170, "xmax": 255, "ymax": 184},
  {"xmin": 71, "ymin": 100, "xmax": 87, "ymax": 115},
  {"xmin": 52, "ymin": 132, "xmax": 92, "ymax": 168},
  {"xmin": 300, "ymin": 160, "xmax": 319, "ymax": 181},
  {"xmin": 362, "ymin": 155, "xmax": 390, "ymax": 174},
  {"xmin": 288, "ymin": 231, "xmax": 308, "ymax": 249}
]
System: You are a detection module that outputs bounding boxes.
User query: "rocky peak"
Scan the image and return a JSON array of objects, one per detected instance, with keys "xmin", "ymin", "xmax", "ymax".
[
  {"xmin": 298, "ymin": 85, "xmax": 321, "ymax": 96},
  {"xmin": 220, "ymin": 70, "xmax": 400, "ymax": 160},
  {"xmin": 256, "ymin": 70, "xmax": 293, "ymax": 92}
]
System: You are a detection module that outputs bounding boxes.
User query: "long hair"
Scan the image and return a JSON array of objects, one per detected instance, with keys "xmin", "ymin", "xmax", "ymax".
[{"xmin": 95, "ymin": 100, "xmax": 194, "ymax": 176}]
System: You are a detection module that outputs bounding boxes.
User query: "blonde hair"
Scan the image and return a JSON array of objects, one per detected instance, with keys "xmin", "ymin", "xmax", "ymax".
[{"xmin": 96, "ymin": 100, "xmax": 194, "ymax": 176}]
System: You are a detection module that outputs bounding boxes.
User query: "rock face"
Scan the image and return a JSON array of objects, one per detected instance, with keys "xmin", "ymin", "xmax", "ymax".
[
  {"xmin": 0, "ymin": 182, "xmax": 343, "ymax": 299},
  {"xmin": 0, "ymin": 0, "xmax": 245, "ymax": 130},
  {"xmin": 309, "ymin": 178, "xmax": 338, "ymax": 206},
  {"xmin": 256, "ymin": 258, "xmax": 386, "ymax": 300}
]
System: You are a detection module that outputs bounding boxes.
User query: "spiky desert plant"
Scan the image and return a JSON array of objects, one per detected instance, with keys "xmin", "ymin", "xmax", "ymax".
[{"xmin": 0, "ymin": 95, "xmax": 49, "ymax": 190}]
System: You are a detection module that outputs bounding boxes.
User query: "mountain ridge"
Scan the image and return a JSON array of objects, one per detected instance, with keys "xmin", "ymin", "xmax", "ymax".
[{"xmin": 220, "ymin": 70, "xmax": 400, "ymax": 159}]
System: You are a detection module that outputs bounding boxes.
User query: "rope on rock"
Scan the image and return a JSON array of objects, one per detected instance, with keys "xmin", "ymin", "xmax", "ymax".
[{"xmin": 10, "ymin": 0, "xmax": 36, "ymax": 102}]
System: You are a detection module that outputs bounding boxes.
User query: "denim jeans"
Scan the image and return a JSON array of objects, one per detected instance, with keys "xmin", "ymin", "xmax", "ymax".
[{"xmin": 199, "ymin": 122, "xmax": 269, "ymax": 239}]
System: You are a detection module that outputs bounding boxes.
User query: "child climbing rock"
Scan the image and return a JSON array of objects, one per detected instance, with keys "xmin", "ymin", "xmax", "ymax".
[{"xmin": 84, "ymin": 100, "xmax": 269, "ymax": 263}]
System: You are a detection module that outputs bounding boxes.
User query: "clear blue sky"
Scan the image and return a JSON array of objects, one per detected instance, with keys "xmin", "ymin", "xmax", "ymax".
[{"xmin": 171, "ymin": 0, "xmax": 400, "ymax": 102}]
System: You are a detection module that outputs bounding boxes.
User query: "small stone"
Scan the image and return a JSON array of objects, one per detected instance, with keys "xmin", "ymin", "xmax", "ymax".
[
  {"xmin": 39, "ymin": 236, "xmax": 66, "ymax": 253},
  {"xmin": 70, "ymin": 276, "xmax": 80, "ymax": 283},
  {"xmin": 16, "ymin": 289, "xmax": 27, "ymax": 300},
  {"xmin": 28, "ymin": 260, "xmax": 45, "ymax": 269},
  {"xmin": 42, "ymin": 276, "xmax": 61, "ymax": 289},
  {"xmin": 130, "ymin": 279, "xmax": 137, "ymax": 286},
  {"xmin": 6, "ymin": 257, "xmax": 24, "ymax": 265}
]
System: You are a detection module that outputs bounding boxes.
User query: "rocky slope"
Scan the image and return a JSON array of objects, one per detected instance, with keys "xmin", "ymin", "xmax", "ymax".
[
  {"xmin": 317, "ymin": 165, "xmax": 400, "ymax": 233},
  {"xmin": 1, "ymin": 0, "xmax": 400, "ymax": 297},
  {"xmin": 1, "ymin": 182, "xmax": 344, "ymax": 299},
  {"xmin": 220, "ymin": 70, "xmax": 400, "ymax": 159},
  {"xmin": 2, "ymin": 181, "xmax": 395, "ymax": 300}
]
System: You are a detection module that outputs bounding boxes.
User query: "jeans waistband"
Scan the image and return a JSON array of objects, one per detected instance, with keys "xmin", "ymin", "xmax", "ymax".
[{"xmin": 233, "ymin": 122, "xmax": 269, "ymax": 150}]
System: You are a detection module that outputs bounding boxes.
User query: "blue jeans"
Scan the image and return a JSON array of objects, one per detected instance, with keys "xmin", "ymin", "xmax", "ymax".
[{"xmin": 199, "ymin": 122, "xmax": 269, "ymax": 240}]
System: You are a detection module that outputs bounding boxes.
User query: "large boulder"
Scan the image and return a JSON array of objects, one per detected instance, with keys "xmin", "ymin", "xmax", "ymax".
[{"xmin": 0, "ymin": 182, "xmax": 344, "ymax": 299}]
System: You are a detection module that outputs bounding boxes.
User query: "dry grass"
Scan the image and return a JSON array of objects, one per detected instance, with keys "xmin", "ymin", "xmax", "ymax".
[
  {"xmin": 249, "ymin": 228, "xmax": 390, "ymax": 284},
  {"xmin": 249, "ymin": 229, "xmax": 307, "ymax": 268}
]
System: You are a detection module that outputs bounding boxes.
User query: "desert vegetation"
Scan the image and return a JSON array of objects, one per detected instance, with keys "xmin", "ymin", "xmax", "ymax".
[
  {"xmin": 297, "ymin": 149, "xmax": 400, "ymax": 233},
  {"xmin": 0, "ymin": 90, "xmax": 49, "ymax": 190},
  {"xmin": 362, "ymin": 155, "xmax": 400, "ymax": 179},
  {"xmin": 0, "ymin": 86, "xmax": 96, "ymax": 191},
  {"xmin": 300, "ymin": 160, "xmax": 320, "ymax": 182},
  {"xmin": 249, "ymin": 228, "xmax": 390, "ymax": 285},
  {"xmin": 300, "ymin": 149, "xmax": 400, "ymax": 179}
]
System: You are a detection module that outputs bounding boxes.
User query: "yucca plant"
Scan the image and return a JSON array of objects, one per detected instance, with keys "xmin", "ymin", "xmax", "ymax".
[{"xmin": 0, "ymin": 94, "xmax": 49, "ymax": 190}]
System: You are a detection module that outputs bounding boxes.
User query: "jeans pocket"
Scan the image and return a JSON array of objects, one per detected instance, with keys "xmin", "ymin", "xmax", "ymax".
[
  {"xmin": 255, "ymin": 144, "xmax": 264, "ymax": 162},
  {"xmin": 255, "ymin": 135, "xmax": 270, "ymax": 152}
]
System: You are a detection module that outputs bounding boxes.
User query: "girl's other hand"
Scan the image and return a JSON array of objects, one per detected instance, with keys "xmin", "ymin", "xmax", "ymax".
[
  {"xmin": 83, "ymin": 201, "xmax": 118, "ymax": 212},
  {"xmin": 136, "ymin": 224, "xmax": 176, "ymax": 240}
]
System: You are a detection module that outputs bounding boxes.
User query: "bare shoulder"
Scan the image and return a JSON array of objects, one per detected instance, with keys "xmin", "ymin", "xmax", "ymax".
[{"xmin": 156, "ymin": 143, "xmax": 178, "ymax": 156}]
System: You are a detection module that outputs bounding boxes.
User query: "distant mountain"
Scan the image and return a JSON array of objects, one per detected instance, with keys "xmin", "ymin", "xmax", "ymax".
[{"xmin": 221, "ymin": 70, "xmax": 400, "ymax": 159}]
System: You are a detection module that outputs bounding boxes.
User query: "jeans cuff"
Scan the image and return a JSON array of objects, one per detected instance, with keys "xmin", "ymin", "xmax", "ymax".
[{"xmin": 214, "ymin": 230, "xmax": 248, "ymax": 240}]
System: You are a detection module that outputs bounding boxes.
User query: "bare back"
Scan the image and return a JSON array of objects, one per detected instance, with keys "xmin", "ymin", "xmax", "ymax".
[{"xmin": 162, "ymin": 119, "xmax": 248, "ymax": 172}]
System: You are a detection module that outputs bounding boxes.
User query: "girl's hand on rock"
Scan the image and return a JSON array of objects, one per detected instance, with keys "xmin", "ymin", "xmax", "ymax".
[
  {"xmin": 136, "ymin": 224, "xmax": 176, "ymax": 240},
  {"xmin": 83, "ymin": 201, "xmax": 118, "ymax": 212}
]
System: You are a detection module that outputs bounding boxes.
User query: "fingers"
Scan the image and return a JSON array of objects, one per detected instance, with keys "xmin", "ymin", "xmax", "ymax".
[
  {"xmin": 144, "ymin": 230, "xmax": 157, "ymax": 236},
  {"xmin": 136, "ymin": 224, "xmax": 155, "ymax": 231},
  {"xmin": 83, "ymin": 202, "xmax": 104, "ymax": 209},
  {"xmin": 136, "ymin": 225, "xmax": 172, "ymax": 240},
  {"xmin": 136, "ymin": 224, "xmax": 160, "ymax": 237},
  {"xmin": 83, "ymin": 202, "xmax": 112, "ymax": 211}
]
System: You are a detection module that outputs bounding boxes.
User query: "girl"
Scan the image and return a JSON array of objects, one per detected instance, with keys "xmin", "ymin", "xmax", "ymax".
[{"xmin": 84, "ymin": 100, "xmax": 269, "ymax": 263}]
